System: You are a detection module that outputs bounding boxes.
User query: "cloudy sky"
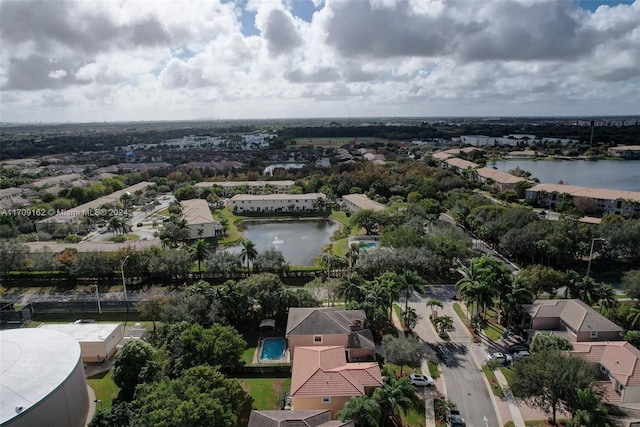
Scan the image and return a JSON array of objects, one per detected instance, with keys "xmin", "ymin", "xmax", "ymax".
[{"xmin": 0, "ymin": 0, "xmax": 638, "ymax": 123}]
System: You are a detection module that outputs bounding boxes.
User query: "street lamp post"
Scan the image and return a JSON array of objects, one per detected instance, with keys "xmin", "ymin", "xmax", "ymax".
[
  {"xmin": 95, "ymin": 282, "xmax": 102, "ymax": 314},
  {"xmin": 586, "ymin": 238, "xmax": 606, "ymax": 277},
  {"xmin": 121, "ymin": 254, "xmax": 130, "ymax": 320}
]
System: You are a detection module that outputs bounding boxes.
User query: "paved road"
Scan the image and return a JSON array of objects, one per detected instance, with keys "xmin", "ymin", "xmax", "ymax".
[{"xmin": 409, "ymin": 285, "xmax": 500, "ymax": 427}]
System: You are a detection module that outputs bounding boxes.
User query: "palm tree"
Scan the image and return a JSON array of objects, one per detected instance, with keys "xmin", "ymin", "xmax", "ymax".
[
  {"xmin": 426, "ymin": 298, "xmax": 444, "ymax": 320},
  {"xmin": 401, "ymin": 270, "xmax": 427, "ymax": 313},
  {"xmin": 240, "ymin": 240, "xmax": 258, "ymax": 273},
  {"xmin": 339, "ymin": 273, "xmax": 367, "ymax": 304},
  {"xmin": 596, "ymin": 283, "xmax": 618, "ymax": 314},
  {"xmin": 564, "ymin": 270, "xmax": 582, "ymax": 299},
  {"xmin": 628, "ymin": 307, "xmax": 640, "ymax": 329},
  {"xmin": 455, "ymin": 259, "xmax": 489, "ymax": 318},
  {"xmin": 503, "ymin": 278, "xmax": 534, "ymax": 332},
  {"xmin": 338, "ymin": 396, "xmax": 381, "ymax": 427},
  {"xmin": 403, "ymin": 307, "xmax": 418, "ymax": 330},
  {"xmin": 373, "ymin": 378, "xmax": 414, "ymax": 427},
  {"xmin": 348, "ymin": 242, "xmax": 365, "ymax": 269},
  {"xmin": 190, "ymin": 239, "xmax": 208, "ymax": 279},
  {"xmin": 435, "ymin": 315, "xmax": 454, "ymax": 337},
  {"xmin": 568, "ymin": 388, "xmax": 610, "ymax": 427}
]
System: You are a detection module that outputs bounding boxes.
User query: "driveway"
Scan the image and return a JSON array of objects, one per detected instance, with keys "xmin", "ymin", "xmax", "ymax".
[{"xmin": 409, "ymin": 285, "xmax": 500, "ymax": 427}]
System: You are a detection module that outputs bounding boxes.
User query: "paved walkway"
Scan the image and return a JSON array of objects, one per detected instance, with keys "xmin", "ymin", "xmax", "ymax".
[{"xmin": 494, "ymin": 370, "xmax": 526, "ymax": 427}]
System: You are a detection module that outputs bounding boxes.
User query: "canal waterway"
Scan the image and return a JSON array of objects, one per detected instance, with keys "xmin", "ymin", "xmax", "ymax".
[
  {"xmin": 226, "ymin": 219, "xmax": 341, "ymax": 266},
  {"xmin": 488, "ymin": 159, "xmax": 640, "ymax": 191}
]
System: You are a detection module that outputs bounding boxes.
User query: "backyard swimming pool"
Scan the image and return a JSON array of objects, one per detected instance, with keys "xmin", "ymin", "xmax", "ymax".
[{"xmin": 260, "ymin": 338, "xmax": 286, "ymax": 361}]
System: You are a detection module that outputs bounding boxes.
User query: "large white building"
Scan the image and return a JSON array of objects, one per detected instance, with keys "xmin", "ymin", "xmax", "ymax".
[
  {"xmin": 231, "ymin": 193, "xmax": 326, "ymax": 213},
  {"xmin": 525, "ymin": 183, "xmax": 640, "ymax": 217},
  {"xmin": 39, "ymin": 322, "xmax": 124, "ymax": 362},
  {"xmin": 341, "ymin": 194, "xmax": 387, "ymax": 212},
  {"xmin": 180, "ymin": 199, "xmax": 222, "ymax": 239},
  {"xmin": 195, "ymin": 180, "xmax": 295, "ymax": 195},
  {"xmin": 1, "ymin": 329, "xmax": 89, "ymax": 427}
]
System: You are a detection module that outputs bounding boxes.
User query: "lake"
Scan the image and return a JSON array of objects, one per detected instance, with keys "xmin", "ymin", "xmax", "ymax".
[
  {"xmin": 487, "ymin": 159, "xmax": 640, "ymax": 191},
  {"xmin": 226, "ymin": 219, "xmax": 341, "ymax": 266}
]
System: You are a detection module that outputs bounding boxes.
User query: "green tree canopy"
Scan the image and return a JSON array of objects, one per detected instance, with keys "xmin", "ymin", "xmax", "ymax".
[
  {"xmin": 510, "ymin": 350, "xmax": 596, "ymax": 425},
  {"xmin": 130, "ymin": 365, "xmax": 253, "ymax": 427},
  {"xmin": 175, "ymin": 323, "xmax": 247, "ymax": 375},
  {"xmin": 112, "ymin": 340, "xmax": 156, "ymax": 400},
  {"xmin": 338, "ymin": 395, "xmax": 381, "ymax": 427},
  {"xmin": 529, "ymin": 332, "xmax": 573, "ymax": 353},
  {"xmin": 382, "ymin": 335, "xmax": 425, "ymax": 375}
]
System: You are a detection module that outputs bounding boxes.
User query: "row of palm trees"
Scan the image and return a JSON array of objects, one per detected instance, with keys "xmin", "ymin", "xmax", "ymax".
[{"xmin": 189, "ymin": 239, "xmax": 258, "ymax": 278}]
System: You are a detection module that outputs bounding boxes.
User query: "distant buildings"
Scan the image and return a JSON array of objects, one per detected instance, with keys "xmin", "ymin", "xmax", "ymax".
[
  {"xmin": 195, "ymin": 180, "xmax": 296, "ymax": 195},
  {"xmin": 607, "ymin": 145, "xmax": 640, "ymax": 159},
  {"xmin": 180, "ymin": 199, "xmax": 222, "ymax": 239},
  {"xmin": 525, "ymin": 183, "xmax": 640, "ymax": 217},
  {"xmin": 230, "ymin": 193, "xmax": 326, "ymax": 214},
  {"xmin": 341, "ymin": 194, "xmax": 386, "ymax": 212}
]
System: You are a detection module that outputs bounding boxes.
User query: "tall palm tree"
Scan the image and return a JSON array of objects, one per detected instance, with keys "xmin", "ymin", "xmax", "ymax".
[
  {"xmin": 348, "ymin": 242, "xmax": 365, "ymax": 269},
  {"xmin": 190, "ymin": 239, "xmax": 208, "ymax": 279},
  {"xmin": 401, "ymin": 270, "xmax": 427, "ymax": 312},
  {"xmin": 240, "ymin": 240, "xmax": 258, "ymax": 273},
  {"xmin": 339, "ymin": 273, "xmax": 367, "ymax": 304},
  {"xmin": 503, "ymin": 278, "xmax": 534, "ymax": 332},
  {"xmin": 456, "ymin": 259, "xmax": 489, "ymax": 318},
  {"xmin": 373, "ymin": 378, "xmax": 414, "ymax": 427},
  {"xmin": 426, "ymin": 298, "xmax": 444, "ymax": 320},
  {"xmin": 564, "ymin": 270, "xmax": 582, "ymax": 299},
  {"xmin": 596, "ymin": 283, "xmax": 618, "ymax": 314}
]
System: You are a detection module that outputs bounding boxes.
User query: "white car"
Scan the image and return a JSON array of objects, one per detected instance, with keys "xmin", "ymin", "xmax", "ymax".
[
  {"xmin": 487, "ymin": 352, "xmax": 513, "ymax": 365},
  {"xmin": 512, "ymin": 350, "xmax": 531, "ymax": 360},
  {"xmin": 409, "ymin": 373, "xmax": 434, "ymax": 387}
]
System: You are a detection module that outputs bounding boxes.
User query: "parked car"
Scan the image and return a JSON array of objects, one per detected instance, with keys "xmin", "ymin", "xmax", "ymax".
[
  {"xmin": 512, "ymin": 350, "xmax": 531, "ymax": 360},
  {"xmin": 487, "ymin": 352, "xmax": 512, "ymax": 365},
  {"xmin": 436, "ymin": 344, "xmax": 454, "ymax": 366},
  {"xmin": 448, "ymin": 409, "xmax": 465, "ymax": 427},
  {"xmin": 507, "ymin": 342, "xmax": 529, "ymax": 353},
  {"xmin": 409, "ymin": 373, "xmax": 434, "ymax": 387}
]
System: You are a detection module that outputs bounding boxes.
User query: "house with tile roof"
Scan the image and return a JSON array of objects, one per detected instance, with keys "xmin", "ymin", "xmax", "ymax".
[
  {"xmin": 289, "ymin": 346, "xmax": 382, "ymax": 417},
  {"xmin": 523, "ymin": 299, "xmax": 624, "ymax": 343},
  {"xmin": 572, "ymin": 341, "xmax": 640, "ymax": 404},
  {"xmin": 286, "ymin": 308, "xmax": 376, "ymax": 361},
  {"xmin": 248, "ymin": 409, "xmax": 354, "ymax": 427}
]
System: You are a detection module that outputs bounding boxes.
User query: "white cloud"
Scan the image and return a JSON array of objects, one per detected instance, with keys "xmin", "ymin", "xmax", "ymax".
[{"xmin": 0, "ymin": 0, "xmax": 638, "ymax": 122}]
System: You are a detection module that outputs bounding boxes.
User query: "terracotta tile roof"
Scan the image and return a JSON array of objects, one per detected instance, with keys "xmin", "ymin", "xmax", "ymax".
[
  {"xmin": 527, "ymin": 183, "xmax": 640, "ymax": 203},
  {"xmin": 572, "ymin": 342, "xmax": 640, "ymax": 386},
  {"xmin": 444, "ymin": 157, "xmax": 478, "ymax": 170},
  {"xmin": 476, "ymin": 167, "xmax": 527, "ymax": 185},
  {"xmin": 431, "ymin": 152, "xmax": 453, "ymax": 160},
  {"xmin": 290, "ymin": 346, "xmax": 382, "ymax": 398}
]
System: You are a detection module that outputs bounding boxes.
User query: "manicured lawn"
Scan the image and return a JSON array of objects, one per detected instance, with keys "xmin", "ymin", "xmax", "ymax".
[
  {"xmin": 330, "ymin": 210, "xmax": 350, "ymax": 226},
  {"xmin": 452, "ymin": 303, "xmax": 470, "ymax": 327},
  {"xmin": 482, "ymin": 365, "xmax": 504, "ymax": 398},
  {"xmin": 385, "ymin": 362, "xmax": 422, "ymax": 377},
  {"xmin": 87, "ymin": 369, "xmax": 119, "ymax": 409},
  {"xmin": 402, "ymin": 395, "xmax": 426, "ymax": 427},
  {"xmin": 427, "ymin": 361, "xmax": 440, "ymax": 379},
  {"xmin": 214, "ymin": 208, "xmax": 243, "ymax": 246},
  {"xmin": 242, "ymin": 346, "xmax": 256, "ymax": 365},
  {"xmin": 237, "ymin": 378, "xmax": 291, "ymax": 410},
  {"xmin": 333, "ymin": 237, "xmax": 349, "ymax": 256}
]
